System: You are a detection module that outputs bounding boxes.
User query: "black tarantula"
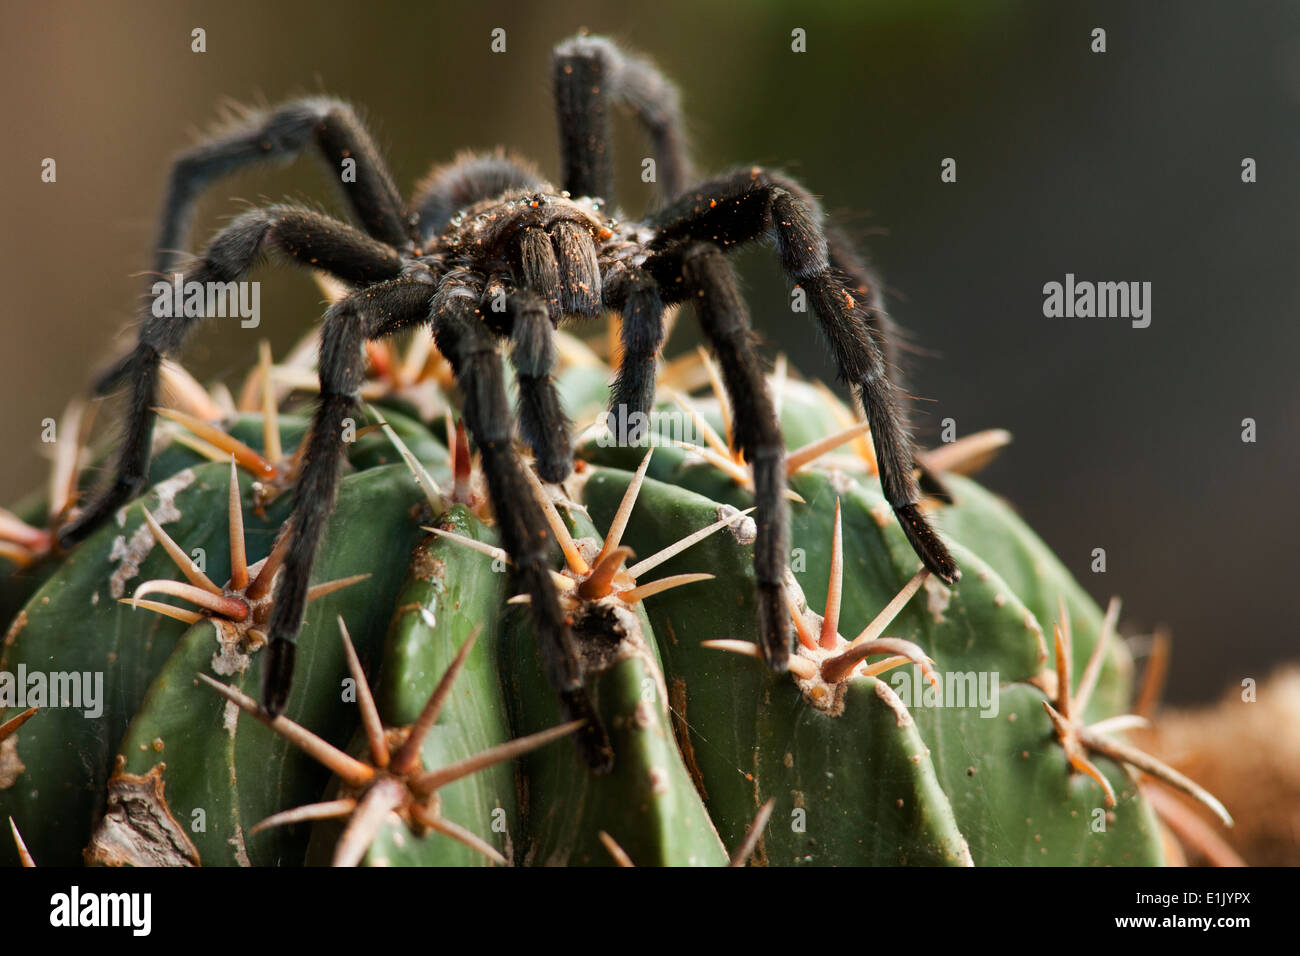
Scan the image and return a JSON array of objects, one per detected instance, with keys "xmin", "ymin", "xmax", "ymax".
[{"xmin": 58, "ymin": 34, "xmax": 959, "ymax": 771}]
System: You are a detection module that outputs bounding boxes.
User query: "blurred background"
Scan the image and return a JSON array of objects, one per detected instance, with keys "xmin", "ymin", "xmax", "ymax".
[{"xmin": 1, "ymin": 0, "xmax": 1296, "ymax": 704}]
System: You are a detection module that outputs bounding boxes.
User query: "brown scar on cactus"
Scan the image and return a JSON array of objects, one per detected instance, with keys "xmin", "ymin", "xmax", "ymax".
[
  {"xmin": 119, "ymin": 459, "xmax": 367, "ymax": 655},
  {"xmin": 85, "ymin": 761, "xmax": 200, "ymax": 867},
  {"xmin": 706, "ymin": 497, "xmax": 939, "ymax": 712},
  {"xmin": 200, "ymin": 619, "xmax": 581, "ymax": 866},
  {"xmin": 1041, "ymin": 597, "xmax": 1232, "ymax": 827}
]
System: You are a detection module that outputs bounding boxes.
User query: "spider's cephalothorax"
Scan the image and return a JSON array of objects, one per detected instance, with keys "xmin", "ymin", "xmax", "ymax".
[{"xmin": 55, "ymin": 34, "xmax": 958, "ymax": 772}]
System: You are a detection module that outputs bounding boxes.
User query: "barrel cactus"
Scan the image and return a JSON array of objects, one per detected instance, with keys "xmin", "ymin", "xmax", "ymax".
[{"xmin": 0, "ymin": 332, "xmax": 1229, "ymax": 866}]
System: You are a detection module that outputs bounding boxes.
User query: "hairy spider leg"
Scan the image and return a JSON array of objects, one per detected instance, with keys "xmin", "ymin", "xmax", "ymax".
[
  {"xmin": 652, "ymin": 243, "xmax": 792, "ymax": 671},
  {"xmin": 358, "ymin": 275, "xmax": 611, "ymax": 771},
  {"xmin": 155, "ymin": 97, "xmax": 415, "ymax": 271},
  {"xmin": 91, "ymin": 99, "xmax": 415, "ymax": 395},
  {"xmin": 431, "ymin": 272, "xmax": 613, "ymax": 770},
  {"xmin": 817, "ymin": 205, "xmax": 954, "ymax": 501},
  {"xmin": 552, "ymin": 35, "xmax": 944, "ymax": 499},
  {"xmin": 471, "ymin": 266, "xmax": 574, "ymax": 481},
  {"xmin": 552, "ymin": 35, "xmax": 694, "ymax": 206},
  {"xmin": 552, "ymin": 36, "xmax": 689, "ymax": 421},
  {"xmin": 603, "ymin": 265, "xmax": 667, "ymax": 419},
  {"xmin": 504, "ymin": 289, "xmax": 572, "ymax": 482},
  {"xmin": 650, "ymin": 168, "xmax": 960, "ymax": 585},
  {"xmin": 59, "ymin": 207, "xmax": 405, "ymax": 550},
  {"xmin": 220, "ymin": 260, "xmax": 609, "ymax": 769},
  {"xmin": 263, "ymin": 275, "xmax": 435, "ymax": 715}
]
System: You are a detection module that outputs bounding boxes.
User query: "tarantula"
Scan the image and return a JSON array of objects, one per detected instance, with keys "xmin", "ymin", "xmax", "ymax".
[{"xmin": 58, "ymin": 34, "xmax": 959, "ymax": 771}]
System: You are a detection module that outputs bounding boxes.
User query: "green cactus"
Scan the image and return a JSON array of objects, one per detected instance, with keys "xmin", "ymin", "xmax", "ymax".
[{"xmin": 0, "ymin": 339, "xmax": 1229, "ymax": 867}]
